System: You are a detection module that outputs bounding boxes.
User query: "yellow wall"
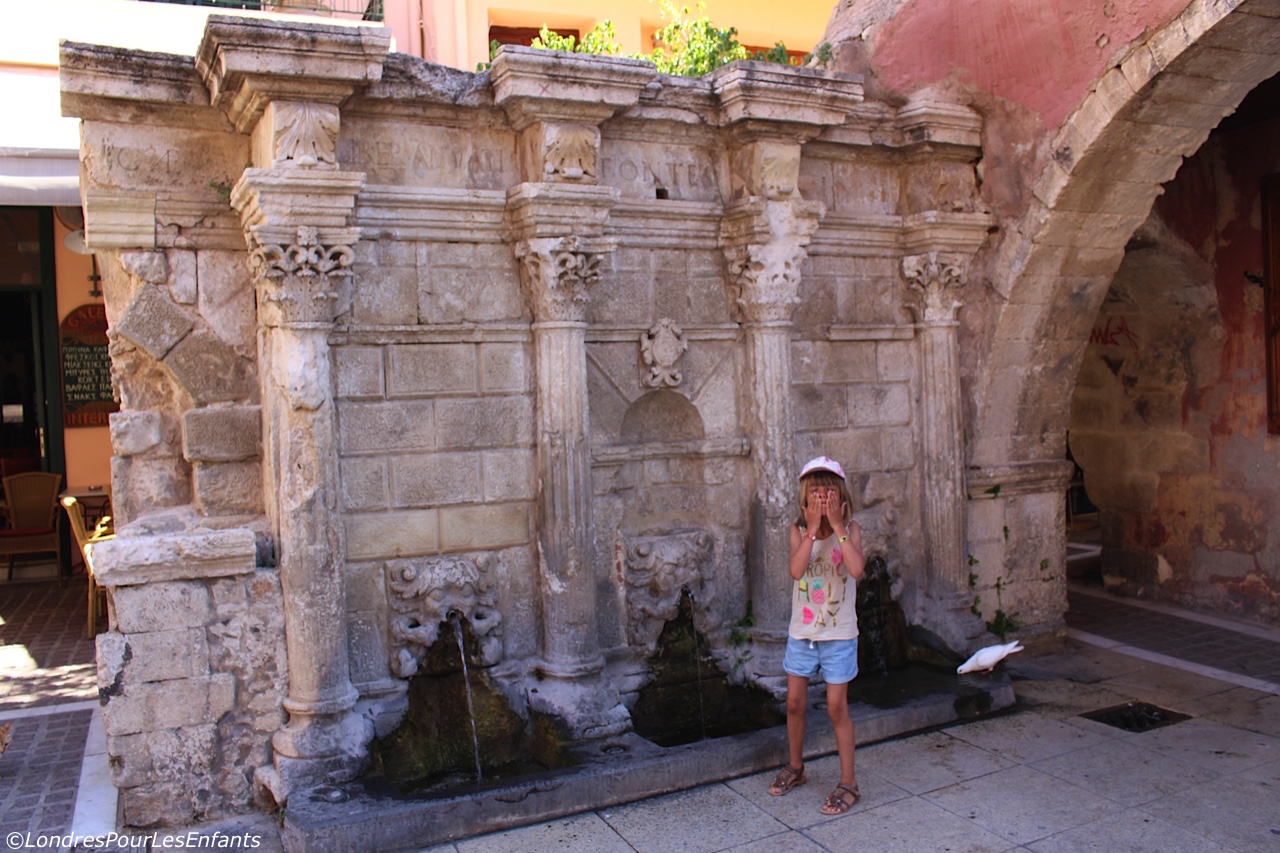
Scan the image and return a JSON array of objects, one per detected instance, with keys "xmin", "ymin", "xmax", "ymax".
[
  {"xmin": 52, "ymin": 217, "xmax": 111, "ymax": 491},
  {"xmin": 390, "ymin": 0, "xmax": 836, "ymax": 71}
]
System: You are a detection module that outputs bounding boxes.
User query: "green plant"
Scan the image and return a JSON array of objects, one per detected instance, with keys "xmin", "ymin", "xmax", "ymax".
[
  {"xmin": 1003, "ymin": 526, "xmax": 1010, "ymax": 541},
  {"xmin": 531, "ymin": 21, "xmax": 623, "ymax": 55},
  {"xmin": 208, "ymin": 179, "xmax": 232, "ymax": 202},
  {"xmin": 646, "ymin": 1, "xmax": 747, "ymax": 76},
  {"xmin": 985, "ymin": 608, "xmax": 1022, "ymax": 640},
  {"xmin": 476, "ymin": 39, "xmax": 501, "ymax": 71},
  {"xmin": 983, "ymin": 484, "xmax": 1002, "ymax": 498},
  {"xmin": 804, "ymin": 42, "xmax": 833, "ymax": 66},
  {"xmin": 750, "ymin": 41, "xmax": 791, "ymax": 64},
  {"xmin": 970, "ymin": 595, "xmax": 982, "ymax": 616}
]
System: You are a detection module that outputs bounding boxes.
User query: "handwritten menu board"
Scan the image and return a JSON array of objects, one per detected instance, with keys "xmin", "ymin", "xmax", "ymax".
[{"xmin": 61, "ymin": 304, "xmax": 117, "ymax": 428}]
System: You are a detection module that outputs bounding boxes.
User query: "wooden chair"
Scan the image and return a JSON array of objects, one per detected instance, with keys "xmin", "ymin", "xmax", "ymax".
[
  {"xmin": 0, "ymin": 472, "xmax": 63, "ymax": 581},
  {"xmin": 62, "ymin": 495, "xmax": 113, "ymax": 638}
]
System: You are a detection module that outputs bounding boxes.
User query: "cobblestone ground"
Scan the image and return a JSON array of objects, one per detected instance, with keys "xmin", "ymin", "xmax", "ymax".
[
  {"xmin": 0, "ymin": 709, "xmax": 92, "ymax": 838},
  {"xmin": 0, "ymin": 573, "xmax": 98, "ymax": 711},
  {"xmin": 0, "ymin": 571, "xmax": 100, "ymax": 842}
]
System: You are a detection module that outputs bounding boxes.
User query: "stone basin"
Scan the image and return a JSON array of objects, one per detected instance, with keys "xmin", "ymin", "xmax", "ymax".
[{"xmin": 282, "ymin": 666, "xmax": 1014, "ymax": 852}]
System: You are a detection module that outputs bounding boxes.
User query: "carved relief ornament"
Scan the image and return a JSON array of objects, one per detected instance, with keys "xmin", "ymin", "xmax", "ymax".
[
  {"xmin": 516, "ymin": 237, "xmax": 610, "ymax": 322},
  {"xmin": 641, "ymin": 318, "xmax": 687, "ymax": 388},
  {"xmin": 902, "ymin": 252, "xmax": 969, "ymax": 323},
  {"xmin": 544, "ymin": 123, "xmax": 599, "ymax": 181},
  {"xmin": 724, "ymin": 242, "xmax": 808, "ymax": 323},
  {"xmin": 622, "ymin": 530, "xmax": 716, "ymax": 651},
  {"xmin": 267, "ymin": 102, "xmax": 340, "ymax": 169},
  {"xmin": 386, "ymin": 554, "xmax": 503, "ymax": 679}
]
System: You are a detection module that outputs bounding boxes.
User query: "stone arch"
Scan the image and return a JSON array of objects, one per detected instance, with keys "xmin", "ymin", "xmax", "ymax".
[{"xmin": 970, "ymin": 0, "xmax": 1280, "ymax": 468}]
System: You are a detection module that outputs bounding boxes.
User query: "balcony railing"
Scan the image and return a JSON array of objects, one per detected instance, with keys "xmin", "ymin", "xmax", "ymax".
[{"xmin": 139, "ymin": 1, "xmax": 385, "ymax": 22}]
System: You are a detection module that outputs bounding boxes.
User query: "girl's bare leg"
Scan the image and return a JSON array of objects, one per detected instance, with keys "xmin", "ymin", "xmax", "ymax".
[
  {"xmin": 786, "ymin": 674, "xmax": 809, "ymax": 770},
  {"xmin": 826, "ymin": 680, "xmax": 856, "ymax": 786}
]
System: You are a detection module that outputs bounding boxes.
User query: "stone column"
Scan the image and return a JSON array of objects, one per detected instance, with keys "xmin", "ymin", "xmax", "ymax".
[
  {"xmin": 493, "ymin": 47, "xmax": 654, "ymax": 738},
  {"xmin": 901, "ymin": 252, "xmax": 980, "ymax": 651},
  {"xmin": 197, "ymin": 16, "xmax": 391, "ymax": 800},
  {"xmin": 722, "ymin": 195, "xmax": 823, "ymax": 643}
]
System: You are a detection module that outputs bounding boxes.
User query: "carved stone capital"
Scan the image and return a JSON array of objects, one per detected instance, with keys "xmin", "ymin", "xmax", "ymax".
[
  {"xmin": 248, "ymin": 226, "xmax": 358, "ymax": 326},
  {"xmin": 516, "ymin": 236, "xmax": 614, "ymax": 323},
  {"xmin": 902, "ymin": 252, "xmax": 970, "ymax": 323},
  {"xmin": 721, "ymin": 199, "xmax": 823, "ymax": 324}
]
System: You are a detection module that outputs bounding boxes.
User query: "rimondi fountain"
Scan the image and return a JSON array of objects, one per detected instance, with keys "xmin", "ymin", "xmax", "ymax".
[{"xmin": 60, "ymin": 14, "xmax": 1043, "ymax": 849}]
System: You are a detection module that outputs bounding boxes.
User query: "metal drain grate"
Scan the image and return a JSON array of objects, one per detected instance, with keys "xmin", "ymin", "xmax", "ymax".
[{"xmin": 1080, "ymin": 702, "xmax": 1191, "ymax": 732}]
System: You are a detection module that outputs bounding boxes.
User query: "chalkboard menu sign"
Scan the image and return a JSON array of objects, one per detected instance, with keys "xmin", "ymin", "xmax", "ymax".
[{"xmin": 61, "ymin": 304, "xmax": 117, "ymax": 428}]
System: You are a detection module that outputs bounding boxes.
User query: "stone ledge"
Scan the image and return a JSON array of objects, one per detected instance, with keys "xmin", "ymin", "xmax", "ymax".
[{"xmin": 92, "ymin": 528, "xmax": 258, "ymax": 587}]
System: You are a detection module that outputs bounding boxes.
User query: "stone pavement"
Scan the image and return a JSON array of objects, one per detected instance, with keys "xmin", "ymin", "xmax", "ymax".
[{"xmin": 4, "ymin": 571, "xmax": 1280, "ymax": 852}]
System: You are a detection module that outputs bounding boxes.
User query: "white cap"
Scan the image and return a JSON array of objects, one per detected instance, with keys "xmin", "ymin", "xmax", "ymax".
[{"xmin": 799, "ymin": 456, "xmax": 845, "ymax": 481}]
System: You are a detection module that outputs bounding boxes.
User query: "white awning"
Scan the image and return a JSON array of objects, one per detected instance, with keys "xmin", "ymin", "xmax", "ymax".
[
  {"xmin": 0, "ymin": 148, "xmax": 80, "ymax": 206},
  {"xmin": 0, "ymin": 69, "xmax": 81, "ymax": 206}
]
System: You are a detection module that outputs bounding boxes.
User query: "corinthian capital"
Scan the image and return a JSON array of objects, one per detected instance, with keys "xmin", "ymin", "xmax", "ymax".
[
  {"xmin": 516, "ymin": 236, "xmax": 614, "ymax": 323},
  {"xmin": 248, "ymin": 225, "xmax": 359, "ymax": 326},
  {"xmin": 724, "ymin": 242, "xmax": 808, "ymax": 323},
  {"xmin": 902, "ymin": 252, "xmax": 969, "ymax": 323}
]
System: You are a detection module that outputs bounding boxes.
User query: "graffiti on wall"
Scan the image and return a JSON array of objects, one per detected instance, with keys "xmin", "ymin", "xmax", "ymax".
[{"xmin": 1089, "ymin": 316, "xmax": 1140, "ymax": 352}]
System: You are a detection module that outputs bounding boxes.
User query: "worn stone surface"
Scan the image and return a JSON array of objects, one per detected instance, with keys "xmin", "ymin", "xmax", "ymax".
[{"xmin": 59, "ymin": 0, "xmax": 1280, "ymax": 830}]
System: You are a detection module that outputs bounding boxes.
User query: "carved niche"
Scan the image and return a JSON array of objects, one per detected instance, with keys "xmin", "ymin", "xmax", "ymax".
[
  {"xmin": 386, "ymin": 553, "xmax": 503, "ymax": 678},
  {"xmin": 640, "ymin": 318, "xmax": 687, "ymax": 388},
  {"xmin": 621, "ymin": 530, "xmax": 717, "ymax": 652}
]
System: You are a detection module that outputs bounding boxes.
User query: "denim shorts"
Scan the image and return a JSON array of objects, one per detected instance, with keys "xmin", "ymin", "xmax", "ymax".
[{"xmin": 783, "ymin": 636, "xmax": 859, "ymax": 684}]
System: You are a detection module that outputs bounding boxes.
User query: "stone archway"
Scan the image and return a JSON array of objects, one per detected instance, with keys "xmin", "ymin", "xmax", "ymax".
[{"xmin": 971, "ymin": 1, "xmax": 1280, "ymax": 469}]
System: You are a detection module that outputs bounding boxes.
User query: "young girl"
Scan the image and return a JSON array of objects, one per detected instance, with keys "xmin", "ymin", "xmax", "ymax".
[{"xmin": 767, "ymin": 455, "xmax": 866, "ymax": 815}]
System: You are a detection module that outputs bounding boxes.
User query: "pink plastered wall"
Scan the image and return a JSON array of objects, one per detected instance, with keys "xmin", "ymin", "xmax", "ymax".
[{"xmin": 867, "ymin": 0, "xmax": 1189, "ymax": 130}]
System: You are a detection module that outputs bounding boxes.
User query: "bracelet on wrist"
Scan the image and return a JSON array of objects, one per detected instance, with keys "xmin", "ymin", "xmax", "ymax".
[
  {"xmin": 806, "ymin": 530, "xmax": 817, "ymax": 541},
  {"xmin": 837, "ymin": 534, "xmax": 850, "ymax": 543}
]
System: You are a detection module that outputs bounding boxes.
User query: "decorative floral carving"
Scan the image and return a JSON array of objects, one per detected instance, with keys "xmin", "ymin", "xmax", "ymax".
[
  {"xmin": 248, "ymin": 226, "xmax": 354, "ymax": 280},
  {"xmin": 724, "ymin": 243, "xmax": 807, "ymax": 323},
  {"xmin": 622, "ymin": 530, "xmax": 717, "ymax": 652},
  {"xmin": 544, "ymin": 124, "xmax": 598, "ymax": 181},
  {"xmin": 517, "ymin": 236, "xmax": 608, "ymax": 322},
  {"xmin": 386, "ymin": 554, "xmax": 503, "ymax": 679},
  {"xmin": 902, "ymin": 252, "xmax": 968, "ymax": 323},
  {"xmin": 273, "ymin": 102, "xmax": 339, "ymax": 169},
  {"xmin": 641, "ymin": 318, "xmax": 687, "ymax": 388}
]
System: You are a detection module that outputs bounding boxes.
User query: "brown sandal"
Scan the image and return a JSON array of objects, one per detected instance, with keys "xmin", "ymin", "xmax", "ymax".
[
  {"xmin": 768, "ymin": 764, "xmax": 806, "ymax": 796},
  {"xmin": 820, "ymin": 782, "xmax": 861, "ymax": 815}
]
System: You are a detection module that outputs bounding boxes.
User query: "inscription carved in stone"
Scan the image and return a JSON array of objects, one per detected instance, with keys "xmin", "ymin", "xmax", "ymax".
[
  {"xmin": 640, "ymin": 318, "xmax": 687, "ymax": 388},
  {"xmin": 622, "ymin": 530, "xmax": 716, "ymax": 652},
  {"xmin": 386, "ymin": 553, "xmax": 503, "ymax": 678}
]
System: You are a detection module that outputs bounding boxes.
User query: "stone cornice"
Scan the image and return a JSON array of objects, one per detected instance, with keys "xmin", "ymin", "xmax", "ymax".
[
  {"xmin": 490, "ymin": 46, "xmax": 656, "ymax": 130},
  {"xmin": 354, "ymin": 186, "xmax": 509, "ymax": 243},
  {"xmin": 966, "ymin": 460, "xmax": 1076, "ymax": 497},
  {"xmin": 59, "ymin": 42, "xmax": 232, "ymax": 131},
  {"xmin": 196, "ymin": 15, "xmax": 391, "ymax": 133},
  {"xmin": 506, "ymin": 182, "xmax": 619, "ymax": 241},
  {"xmin": 709, "ymin": 61, "xmax": 864, "ymax": 139}
]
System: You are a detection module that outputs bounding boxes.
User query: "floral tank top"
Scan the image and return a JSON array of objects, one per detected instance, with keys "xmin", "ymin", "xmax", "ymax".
[{"xmin": 788, "ymin": 533, "xmax": 859, "ymax": 641}]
